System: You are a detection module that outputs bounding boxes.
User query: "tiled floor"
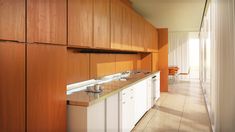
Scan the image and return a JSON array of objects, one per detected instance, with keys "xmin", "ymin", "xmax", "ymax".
[{"xmin": 132, "ymin": 79, "xmax": 212, "ymax": 132}]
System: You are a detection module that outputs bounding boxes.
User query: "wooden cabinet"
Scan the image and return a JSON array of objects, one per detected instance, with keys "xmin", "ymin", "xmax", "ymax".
[
  {"xmin": 111, "ymin": 0, "xmax": 122, "ymax": 50},
  {"xmin": 27, "ymin": 44, "xmax": 67, "ymax": 132},
  {"xmin": 90, "ymin": 54, "xmax": 116, "ymax": 78},
  {"xmin": 0, "ymin": 0, "xmax": 25, "ymax": 42},
  {"xmin": 68, "ymin": 0, "xmax": 93, "ymax": 47},
  {"xmin": 67, "ymin": 50, "xmax": 90, "ymax": 84},
  {"xmin": 122, "ymin": 5, "xmax": 132, "ymax": 50},
  {"xmin": 27, "ymin": 0, "xmax": 67, "ymax": 45},
  {"xmin": 0, "ymin": 42, "xmax": 25, "ymax": 132},
  {"xmin": 94, "ymin": 0, "xmax": 110, "ymax": 49},
  {"xmin": 144, "ymin": 22, "xmax": 153, "ymax": 51},
  {"xmin": 132, "ymin": 12, "xmax": 144, "ymax": 51},
  {"xmin": 152, "ymin": 28, "xmax": 158, "ymax": 51}
]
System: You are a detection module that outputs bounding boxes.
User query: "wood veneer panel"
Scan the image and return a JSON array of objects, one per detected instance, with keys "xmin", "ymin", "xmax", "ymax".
[
  {"xmin": 67, "ymin": 50, "xmax": 90, "ymax": 84},
  {"xmin": 111, "ymin": 0, "xmax": 122, "ymax": 50},
  {"xmin": 141, "ymin": 53, "xmax": 152, "ymax": 72},
  {"xmin": 158, "ymin": 28, "xmax": 168, "ymax": 92},
  {"xmin": 0, "ymin": 42, "xmax": 25, "ymax": 132},
  {"xmin": 94, "ymin": 0, "xmax": 110, "ymax": 48},
  {"xmin": 68, "ymin": 0, "xmax": 93, "ymax": 47},
  {"xmin": 122, "ymin": 4, "xmax": 132, "ymax": 50},
  {"xmin": 115, "ymin": 54, "xmax": 134, "ymax": 73},
  {"xmin": 0, "ymin": 0, "xmax": 25, "ymax": 42},
  {"xmin": 90, "ymin": 54, "xmax": 116, "ymax": 78},
  {"xmin": 27, "ymin": 44, "xmax": 67, "ymax": 132},
  {"xmin": 152, "ymin": 52, "xmax": 159, "ymax": 72},
  {"xmin": 27, "ymin": 0, "xmax": 67, "ymax": 45},
  {"xmin": 131, "ymin": 12, "xmax": 144, "ymax": 51}
]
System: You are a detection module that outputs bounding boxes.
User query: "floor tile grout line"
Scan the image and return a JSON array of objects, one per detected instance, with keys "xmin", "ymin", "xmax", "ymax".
[{"xmin": 178, "ymin": 90, "xmax": 188, "ymax": 132}]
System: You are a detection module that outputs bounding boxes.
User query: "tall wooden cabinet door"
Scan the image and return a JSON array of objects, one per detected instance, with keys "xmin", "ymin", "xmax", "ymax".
[
  {"xmin": 90, "ymin": 54, "xmax": 116, "ymax": 78},
  {"xmin": 27, "ymin": 44, "xmax": 67, "ymax": 132},
  {"xmin": 68, "ymin": 0, "xmax": 93, "ymax": 47},
  {"xmin": 27, "ymin": 0, "xmax": 67, "ymax": 45},
  {"xmin": 94, "ymin": 0, "xmax": 110, "ymax": 49},
  {"xmin": 67, "ymin": 50, "xmax": 90, "ymax": 84},
  {"xmin": 144, "ymin": 23, "xmax": 152, "ymax": 51},
  {"xmin": 111, "ymin": 0, "xmax": 122, "ymax": 50},
  {"xmin": 122, "ymin": 5, "xmax": 132, "ymax": 50},
  {"xmin": 0, "ymin": 42, "xmax": 25, "ymax": 132},
  {"xmin": 0, "ymin": 0, "xmax": 25, "ymax": 42},
  {"xmin": 132, "ymin": 13, "xmax": 144, "ymax": 51}
]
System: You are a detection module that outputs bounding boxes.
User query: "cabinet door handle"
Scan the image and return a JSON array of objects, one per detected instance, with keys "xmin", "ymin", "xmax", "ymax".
[
  {"xmin": 122, "ymin": 102, "xmax": 126, "ymax": 104},
  {"xmin": 130, "ymin": 97, "xmax": 133, "ymax": 99},
  {"xmin": 122, "ymin": 93, "xmax": 126, "ymax": 95}
]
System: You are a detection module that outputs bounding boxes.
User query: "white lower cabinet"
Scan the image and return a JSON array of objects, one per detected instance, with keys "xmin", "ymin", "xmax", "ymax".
[
  {"xmin": 67, "ymin": 73, "xmax": 160, "ymax": 132},
  {"xmin": 68, "ymin": 100, "xmax": 105, "ymax": 132},
  {"xmin": 133, "ymin": 80, "xmax": 147, "ymax": 124},
  {"xmin": 106, "ymin": 93, "xmax": 119, "ymax": 132},
  {"xmin": 120, "ymin": 86, "xmax": 135, "ymax": 132}
]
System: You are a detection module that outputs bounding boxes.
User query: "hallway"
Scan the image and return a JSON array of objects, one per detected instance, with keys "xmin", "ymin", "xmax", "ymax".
[{"xmin": 133, "ymin": 80, "xmax": 212, "ymax": 132}]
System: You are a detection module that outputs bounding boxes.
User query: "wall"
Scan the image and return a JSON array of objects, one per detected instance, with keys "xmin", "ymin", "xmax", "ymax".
[{"xmin": 158, "ymin": 28, "xmax": 168, "ymax": 92}]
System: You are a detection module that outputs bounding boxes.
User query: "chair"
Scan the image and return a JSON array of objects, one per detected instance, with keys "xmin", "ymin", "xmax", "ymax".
[{"xmin": 177, "ymin": 67, "xmax": 191, "ymax": 80}]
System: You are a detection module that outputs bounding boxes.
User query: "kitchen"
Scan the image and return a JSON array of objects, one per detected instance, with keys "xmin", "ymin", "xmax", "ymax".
[{"xmin": 0, "ymin": 0, "xmax": 168, "ymax": 131}]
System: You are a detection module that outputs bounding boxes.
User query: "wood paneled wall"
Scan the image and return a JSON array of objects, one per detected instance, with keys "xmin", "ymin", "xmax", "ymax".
[
  {"xmin": 158, "ymin": 28, "xmax": 168, "ymax": 92},
  {"xmin": 67, "ymin": 51, "xmax": 143, "ymax": 84}
]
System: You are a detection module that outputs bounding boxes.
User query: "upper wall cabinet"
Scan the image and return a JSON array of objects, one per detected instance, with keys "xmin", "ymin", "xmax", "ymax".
[
  {"xmin": 144, "ymin": 22, "xmax": 152, "ymax": 52},
  {"xmin": 132, "ymin": 12, "xmax": 144, "ymax": 51},
  {"xmin": 111, "ymin": 0, "xmax": 122, "ymax": 50},
  {"xmin": 122, "ymin": 4, "xmax": 132, "ymax": 50},
  {"xmin": 27, "ymin": 0, "xmax": 67, "ymax": 45},
  {"xmin": 68, "ymin": 0, "xmax": 93, "ymax": 47},
  {"xmin": 94, "ymin": 0, "xmax": 110, "ymax": 49},
  {"xmin": 152, "ymin": 27, "xmax": 158, "ymax": 51},
  {"xmin": 0, "ymin": 0, "xmax": 25, "ymax": 42}
]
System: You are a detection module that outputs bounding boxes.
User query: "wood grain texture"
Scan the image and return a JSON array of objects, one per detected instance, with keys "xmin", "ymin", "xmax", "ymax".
[
  {"xmin": 27, "ymin": 44, "xmax": 67, "ymax": 132},
  {"xmin": 68, "ymin": 0, "xmax": 93, "ymax": 47},
  {"xmin": 27, "ymin": 0, "xmax": 66, "ymax": 45},
  {"xmin": 90, "ymin": 53, "xmax": 116, "ymax": 78},
  {"xmin": 94, "ymin": 0, "xmax": 110, "ymax": 48},
  {"xmin": 131, "ymin": 12, "xmax": 144, "ymax": 51},
  {"xmin": 152, "ymin": 28, "xmax": 158, "ymax": 51},
  {"xmin": 122, "ymin": 4, "xmax": 132, "ymax": 50},
  {"xmin": 144, "ymin": 22, "xmax": 152, "ymax": 51},
  {"xmin": 141, "ymin": 53, "xmax": 152, "ymax": 72},
  {"xmin": 158, "ymin": 28, "xmax": 168, "ymax": 92},
  {"xmin": 115, "ymin": 54, "xmax": 134, "ymax": 73},
  {"xmin": 0, "ymin": 42, "xmax": 25, "ymax": 132},
  {"xmin": 67, "ymin": 50, "xmax": 90, "ymax": 84},
  {"xmin": 152, "ymin": 52, "xmax": 159, "ymax": 72},
  {"xmin": 111, "ymin": 0, "xmax": 122, "ymax": 50},
  {"xmin": 0, "ymin": 0, "xmax": 25, "ymax": 42}
]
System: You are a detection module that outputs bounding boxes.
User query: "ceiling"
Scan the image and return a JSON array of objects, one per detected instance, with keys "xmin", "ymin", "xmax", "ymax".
[{"xmin": 130, "ymin": 0, "xmax": 206, "ymax": 32}]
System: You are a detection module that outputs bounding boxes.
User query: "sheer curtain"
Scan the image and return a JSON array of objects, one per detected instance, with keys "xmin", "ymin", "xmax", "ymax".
[
  {"xmin": 168, "ymin": 32, "xmax": 189, "ymax": 73},
  {"xmin": 200, "ymin": 0, "xmax": 235, "ymax": 131}
]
